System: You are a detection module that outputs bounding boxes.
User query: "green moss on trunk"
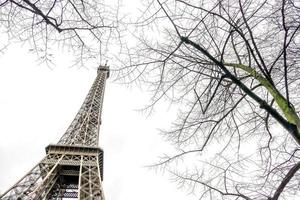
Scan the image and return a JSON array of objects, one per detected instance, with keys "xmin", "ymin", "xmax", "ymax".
[{"xmin": 225, "ymin": 63, "xmax": 300, "ymax": 134}]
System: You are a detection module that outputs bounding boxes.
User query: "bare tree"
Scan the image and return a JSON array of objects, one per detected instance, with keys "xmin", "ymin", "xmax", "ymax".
[
  {"xmin": 117, "ymin": 0, "xmax": 300, "ymax": 199},
  {"xmin": 0, "ymin": 0, "xmax": 122, "ymax": 67}
]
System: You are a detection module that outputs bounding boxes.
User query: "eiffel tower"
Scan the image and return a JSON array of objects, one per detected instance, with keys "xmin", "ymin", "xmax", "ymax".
[{"xmin": 0, "ymin": 66, "xmax": 109, "ymax": 200}]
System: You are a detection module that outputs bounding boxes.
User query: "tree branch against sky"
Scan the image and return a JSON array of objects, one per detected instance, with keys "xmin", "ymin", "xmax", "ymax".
[
  {"xmin": 0, "ymin": 0, "xmax": 300, "ymax": 199},
  {"xmin": 0, "ymin": 0, "xmax": 123, "ymax": 67},
  {"xmin": 116, "ymin": 0, "xmax": 300, "ymax": 199}
]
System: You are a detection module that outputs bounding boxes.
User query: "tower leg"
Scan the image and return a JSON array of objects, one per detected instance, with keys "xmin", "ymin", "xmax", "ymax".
[
  {"xmin": 1, "ymin": 147, "xmax": 105, "ymax": 200},
  {"xmin": 78, "ymin": 155, "xmax": 104, "ymax": 200},
  {"xmin": 0, "ymin": 155, "xmax": 63, "ymax": 200}
]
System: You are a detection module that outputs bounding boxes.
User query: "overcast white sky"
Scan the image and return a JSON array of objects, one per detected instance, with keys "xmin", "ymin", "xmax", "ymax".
[
  {"xmin": 0, "ymin": 0, "xmax": 199, "ymax": 199},
  {"xmin": 0, "ymin": 40, "xmax": 197, "ymax": 200}
]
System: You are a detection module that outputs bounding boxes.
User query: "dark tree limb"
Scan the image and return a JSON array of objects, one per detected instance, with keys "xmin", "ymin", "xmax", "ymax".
[
  {"xmin": 180, "ymin": 36, "xmax": 300, "ymax": 145},
  {"xmin": 270, "ymin": 161, "xmax": 300, "ymax": 200}
]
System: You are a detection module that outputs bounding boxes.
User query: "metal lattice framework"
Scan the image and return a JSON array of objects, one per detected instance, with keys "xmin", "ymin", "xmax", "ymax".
[{"xmin": 0, "ymin": 66, "xmax": 109, "ymax": 200}]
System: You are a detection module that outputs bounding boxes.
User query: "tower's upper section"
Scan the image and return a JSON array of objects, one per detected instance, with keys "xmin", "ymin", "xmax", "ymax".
[
  {"xmin": 97, "ymin": 65, "xmax": 110, "ymax": 78},
  {"xmin": 58, "ymin": 66, "xmax": 110, "ymax": 147}
]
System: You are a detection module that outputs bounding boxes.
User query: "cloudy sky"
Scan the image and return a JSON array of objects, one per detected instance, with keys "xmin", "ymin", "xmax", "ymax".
[
  {"xmin": 0, "ymin": 40, "xmax": 196, "ymax": 200},
  {"xmin": 0, "ymin": 0, "xmax": 197, "ymax": 199}
]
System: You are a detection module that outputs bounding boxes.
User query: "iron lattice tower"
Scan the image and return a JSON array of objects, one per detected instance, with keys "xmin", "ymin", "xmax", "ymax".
[{"xmin": 0, "ymin": 66, "xmax": 110, "ymax": 200}]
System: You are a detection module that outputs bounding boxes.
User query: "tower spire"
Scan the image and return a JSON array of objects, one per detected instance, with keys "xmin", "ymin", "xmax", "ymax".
[
  {"xmin": 58, "ymin": 65, "xmax": 109, "ymax": 146},
  {"xmin": 0, "ymin": 66, "xmax": 109, "ymax": 200}
]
